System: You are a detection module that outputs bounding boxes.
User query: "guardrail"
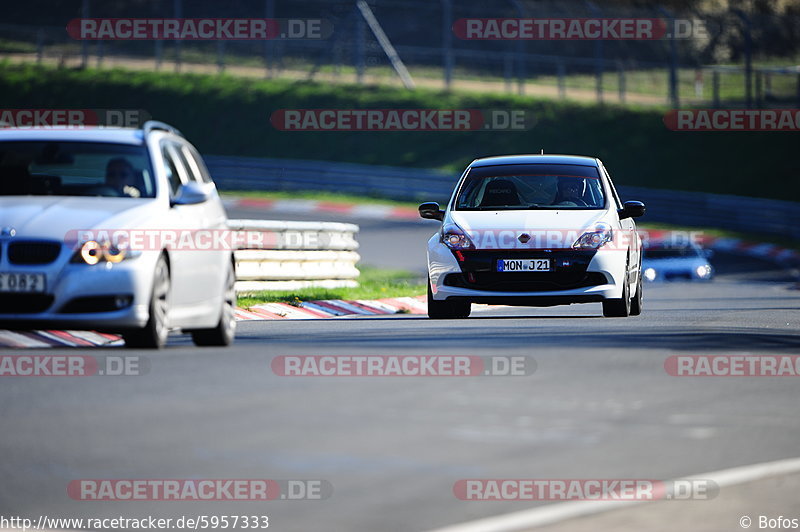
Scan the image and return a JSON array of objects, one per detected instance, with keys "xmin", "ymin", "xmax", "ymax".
[
  {"xmin": 208, "ymin": 155, "xmax": 454, "ymax": 201},
  {"xmin": 227, "ymin": 219, "xmax": 360, "ymax": 292},
  {"xmin": 209, "ymin": 156, "xmax": 800, "ymax": 239}
]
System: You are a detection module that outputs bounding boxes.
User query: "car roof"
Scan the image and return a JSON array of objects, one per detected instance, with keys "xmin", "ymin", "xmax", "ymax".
[
  {"xmin": 0, "ymin": 127, "xmax": 148, "ymax": 145},
  {"xmin": 469, "ymin": 154, "xmax": 599, "ymax": 167}
]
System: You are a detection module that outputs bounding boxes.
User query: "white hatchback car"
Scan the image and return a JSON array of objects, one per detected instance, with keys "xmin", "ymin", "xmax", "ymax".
[
  {"xmin": 0, "ymin": 122, "xmax": 235, "ymax": 348},
  {"xmin": 420, "ymin": 155, "xmax": 646, "ymax": 318}
]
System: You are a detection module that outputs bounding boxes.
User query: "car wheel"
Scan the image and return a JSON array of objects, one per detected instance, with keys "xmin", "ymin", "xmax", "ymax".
[
  {"xmin": 630, "ymin": 269, "xmax": 643, "ymax": 316},
  {"xmin": 191, "ymin": 262, "xmax": 236, "ymax": 347},
  {"xmin": 602, "ymin": 266, "xmax": 631, "ymax": 318},
  {"xmin": 427, "ymin": 278, "xmax": 470, "ymax": 319},
  {"xmin": 123, "ymin": 254, "xmax": 170, "ymax": 348}
]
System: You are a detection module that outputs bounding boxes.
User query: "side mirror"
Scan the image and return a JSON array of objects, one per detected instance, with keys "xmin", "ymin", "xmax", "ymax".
[
  {"xmin": 171, "ymin": 181, "xmax": 213, "ymax": 206},
  {"xmin": 619, "ymin": 200, "xmax": 645, "ymax": 220},
  {"xmin": 419, "ymin": 202, "xmax": 445, "ymax": 221}
]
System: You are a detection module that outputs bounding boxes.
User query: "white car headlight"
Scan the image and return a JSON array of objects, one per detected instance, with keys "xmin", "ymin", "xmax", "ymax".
[
  {"xmin": 572, "ymin": 223, "xmax": 613, "ymax": 250},
  {"xmin": 72, "ymin": 240, "xmax": 139, "ymax": 265},
  {"xmin": 441, "ymin": 222, "xmax": 475, "ymax": 250},
  {"xmin": 696, "ymin": 265, "xmax": 712, "ymax": 278},
  {"xmin": 644, "ymin": 267, "xmax": 657, "ymax": 281}
]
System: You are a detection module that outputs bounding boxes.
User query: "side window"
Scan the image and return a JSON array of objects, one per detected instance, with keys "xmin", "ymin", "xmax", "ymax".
[
  {"xmin": 172, "ymin": 143, "xmax": 202, "ymax": 184},
  {"xmin": 160, "ymin": 141, "xmax": 188, "ymax": 197},
  {"xmin": 601, "ymin": 164, "xmax": 623, "ymax": 210},
  {"xmin": 181, "ymin": 143, "xmax": 212, "ymax": 183}
]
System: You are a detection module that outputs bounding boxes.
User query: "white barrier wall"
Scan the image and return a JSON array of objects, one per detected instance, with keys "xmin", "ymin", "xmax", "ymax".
[{"xmin": 227, "ymin": 219, "xmax": 360, "ymax": 292}]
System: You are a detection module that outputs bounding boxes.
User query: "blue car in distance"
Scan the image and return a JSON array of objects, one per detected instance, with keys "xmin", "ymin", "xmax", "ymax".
[{"xmin": 642, "ymin": 239, "xmax": 714, "ymax": 282}]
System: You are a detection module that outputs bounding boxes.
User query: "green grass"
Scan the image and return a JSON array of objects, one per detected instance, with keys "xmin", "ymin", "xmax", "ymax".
[
  {"xmin": 0, "ymin": 39, "xmax": 37, "ymax": 53},
  {"xmin": 236, "ymin": 266, "xmax": 425, "ymax": 308},
  {"xmin": 1, "ymin": 62, "xmax": 797, "ymax": 200},
  {"xmin": 6, "ymin": 34, "xmax": 799, "ymax": 104}
]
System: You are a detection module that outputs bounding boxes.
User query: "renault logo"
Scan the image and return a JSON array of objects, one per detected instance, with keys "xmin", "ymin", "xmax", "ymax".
[
  {"xmin": 518, "ymin": 233, "xmax": 530, "ymax": 243},
  {"xmin": 0, "ymin": 227, "xmax": 15, "ymax": 237}
]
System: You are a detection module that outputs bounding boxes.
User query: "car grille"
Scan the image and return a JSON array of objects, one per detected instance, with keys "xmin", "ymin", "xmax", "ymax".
[
  {"xmin": 444, "ymin": 271, "xmax": 608, "ymax": 292},
  {"xmin": 7, "ymin": 241, "xmax": 62, "ymax": 265},
  {"xmin": 0, "ymin": 294, "xmax": 54, "ymax": 313},
  {"xmin": 447, "ymin": 248, "xmax": 604, "ymax": 291},
  {"xmin": 664, "ymin": 272, "xmax": 693, "ymax": 280}
]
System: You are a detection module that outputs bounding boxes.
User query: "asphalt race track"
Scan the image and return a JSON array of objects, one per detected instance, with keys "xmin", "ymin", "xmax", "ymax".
[{"xmin": 1, "ymin": 208, "xmax": 798, "ymax": 532}]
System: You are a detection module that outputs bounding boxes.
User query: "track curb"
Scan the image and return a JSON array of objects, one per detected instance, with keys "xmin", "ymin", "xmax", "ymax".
[{"xmin": 0, "ymin": 296, "xmax": 427, "ymax": 348}]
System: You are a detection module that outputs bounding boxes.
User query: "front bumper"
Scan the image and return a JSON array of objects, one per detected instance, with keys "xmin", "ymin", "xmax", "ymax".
[
  {"xmin": 0, "ymin": 252, "xmax": 156, "ymax": 330},
  {"xmin": 427, "ymin": 235, "xmax": 628, "ymax": 305}
]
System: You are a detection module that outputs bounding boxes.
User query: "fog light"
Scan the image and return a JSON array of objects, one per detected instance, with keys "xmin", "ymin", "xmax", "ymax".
[
  {"xmin": 644, "ymin": 267, "xmax": 657, "ymax": 282},
  {"xmin": 114, "ymin": 296, "xmax": 133, "ymax": 309}
]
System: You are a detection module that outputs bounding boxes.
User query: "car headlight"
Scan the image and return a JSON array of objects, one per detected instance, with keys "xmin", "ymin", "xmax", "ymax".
[
  {"xmin": 71, "ymin": 240, "xmax": 139, "ymax": 265},
  {"xmin": 572, "ymin": 223, "xmax": 613, "ymax": 250},
  {"xmin": 695, "ymin": 265, "xmax": 712, "ymax": 278},
  {"xmin": 644, "ymin": 267, "xmax": 657, "ymax": 281},
  {"xmin": 441, "ymin": 222, "xmax": 475, "ymax": 250}
]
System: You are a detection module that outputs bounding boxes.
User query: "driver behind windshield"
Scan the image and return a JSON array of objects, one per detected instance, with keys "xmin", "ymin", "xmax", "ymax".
[
  {"xmin": 105, "ymin": 157, "xmax": 141, "ymax": 198},
  {"xmin": 555, "ymin": 176, "xmax": 587, "ymax": 206}
]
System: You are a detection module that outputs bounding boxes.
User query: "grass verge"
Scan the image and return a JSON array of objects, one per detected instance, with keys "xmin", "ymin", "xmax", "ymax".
[{"xmin": 237, "ymin": 266, "xmax": 425, "ymax": 308}]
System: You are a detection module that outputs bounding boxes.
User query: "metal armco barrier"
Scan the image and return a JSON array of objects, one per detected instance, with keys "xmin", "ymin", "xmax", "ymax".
[
  {"xmin": 207, "ymin": 155, "xmax": 454, "ymax": 201},
  {"xmin": 227, "ymin": 219, "xmax": 360, "ymax": 292},
  {"xmin": 209, "ymin": 156, "xmax": 800, "ymax": 239}
]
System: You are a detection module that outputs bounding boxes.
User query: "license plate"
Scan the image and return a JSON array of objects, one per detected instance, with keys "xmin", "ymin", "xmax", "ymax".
[
  {"xmin": 0, "ymin": 273, "xmax": 46, "ymax": 293},
  {"xmin": 497, "ymin": 259, "xmax": 551, "ymax": 272}
]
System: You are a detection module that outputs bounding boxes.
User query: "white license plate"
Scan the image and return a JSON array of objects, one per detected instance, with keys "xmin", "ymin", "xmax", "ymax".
[
  {"xmin": 497, "ymin": 259, "xmax": 551, "ymax": 272},
  {"xmin": 0, "ymin": 273, "xmax": 47, "ymax": 293}
]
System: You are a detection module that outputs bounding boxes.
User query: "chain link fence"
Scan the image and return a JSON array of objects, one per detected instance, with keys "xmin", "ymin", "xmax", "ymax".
[{"xmin": 1, "ymin": 0, "xmax": 799, "ymax": 107}]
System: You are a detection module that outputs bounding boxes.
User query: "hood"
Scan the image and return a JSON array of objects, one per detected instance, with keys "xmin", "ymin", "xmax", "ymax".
[
  {"xmin": 449, "ymin": 209, "xmax": 608, "ymax": 250},
  {"xmin": 0, "ymin": 196, "xmax": 163, "ymax": 241}
]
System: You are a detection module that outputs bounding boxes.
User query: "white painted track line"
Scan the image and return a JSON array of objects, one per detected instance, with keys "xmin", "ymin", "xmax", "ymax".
[{"xmin": 428, "ymin": 456, "xmax": 800, "ymax": 532}]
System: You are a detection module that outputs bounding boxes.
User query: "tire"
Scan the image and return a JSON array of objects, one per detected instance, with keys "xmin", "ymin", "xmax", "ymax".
[
  {"xmin": 123, "ymin": 254, "xmax": 170, "ymax": 348},
  {"xmin": 427, "ymin": 278, "xmax": 470, "ymax": 319},
  {"xmin": 630, "ymin": 269, "xmax": 643, "ymax": 316},
  {"xmin": 191, "ymin": 262, "xmax": 237, "ymax": 347},
  {"xmin": 602, "ymin": 266, "xmax": 631, "ymax": 318}
]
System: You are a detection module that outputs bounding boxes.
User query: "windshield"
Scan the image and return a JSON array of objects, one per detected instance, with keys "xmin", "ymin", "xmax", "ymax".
[
  {"xmin": 455, "ymin": 163, "xmax": 605, "ymax": 210},
  {"xmin": 0, "ymin": 141, "xmax": 154, "ymax": 198}
]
